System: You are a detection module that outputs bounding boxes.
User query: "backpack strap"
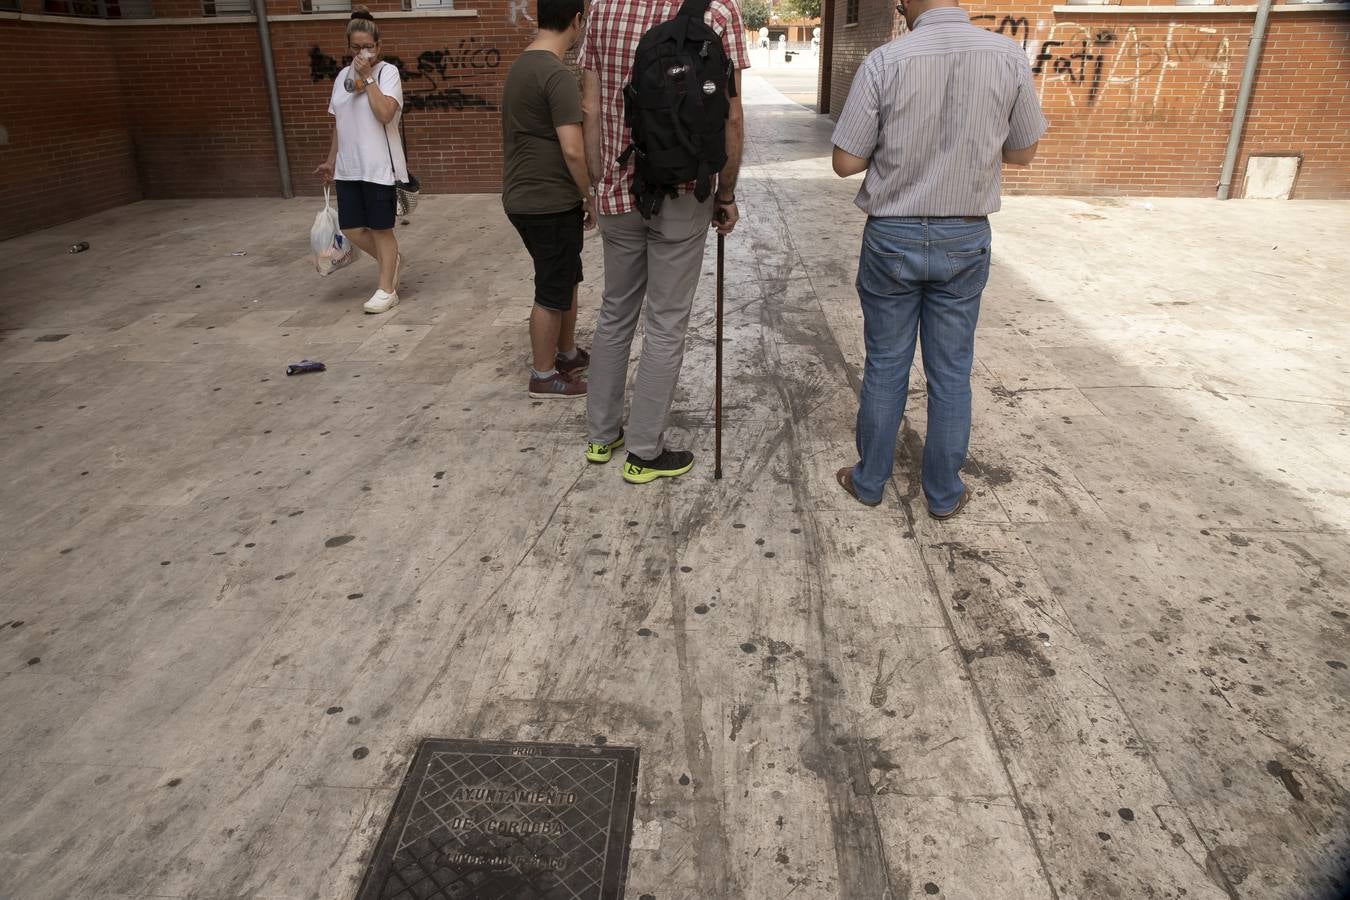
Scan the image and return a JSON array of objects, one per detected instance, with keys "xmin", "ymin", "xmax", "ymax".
[
  {"xmin": 631, "ymin": 170, "xmax": 673, "ymax": 219},
  {"xmin": 693, "ymin": 164, "xmax": 713, "ymax": 203},
  {"xmin": 673, "ymin": 0, "xmax": 711, "ymax": 47},
  {"xmin": 677, "ymin": 0, "xmax": 712, "ymax": 20},
  {"xmin": 672, "ymin": 0, "xmax": 707, "ymax": 19}
]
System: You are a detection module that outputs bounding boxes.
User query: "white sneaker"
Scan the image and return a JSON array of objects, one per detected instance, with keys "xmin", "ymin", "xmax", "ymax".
[{"xmin": 363, "ymin": 289, "xmax": 399, "ymax": 314}]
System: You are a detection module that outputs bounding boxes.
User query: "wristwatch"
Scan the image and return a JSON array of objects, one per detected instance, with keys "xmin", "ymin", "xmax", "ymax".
[
  {"xmin": 715, "ymin": 192, "xmax": 736, "ymax": 203},
  {"xmin": 363, "ymin": 76, "xmax": 376, "ymax": 87}
]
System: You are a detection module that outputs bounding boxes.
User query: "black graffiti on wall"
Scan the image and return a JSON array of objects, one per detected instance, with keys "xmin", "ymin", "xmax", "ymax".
[
  {"xmin": 974, "ymin": 16, "xmax": 1115, "ymax": 106},
  {"xmin": 400, "ymin": 84, "xmax": 494, "ymax": 112},
  {"xmin": 1033, "ymin": 29, "xmax": 1116, "ymax": 106},
  {"xmin": 972, "ymin": 15, "xmax": 1233, "ymax": 118},
  {"xmin": 309, "ymin": 46, "xmax": 349, "ymax": 81},
  {"xmin": 415, "ymin": 42, "xmax": 502, "ymax": 74},
  {"xmin": 972, "ymin": 15, "xmax": 1031, "ymax": 50},
  {"xmin": 308, "ymin": 42, "xmax": 499, "ymax": 112}
]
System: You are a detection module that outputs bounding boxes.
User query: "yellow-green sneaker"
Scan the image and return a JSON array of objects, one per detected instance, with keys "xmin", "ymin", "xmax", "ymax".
[
  {"xmin": 622, "ymin": 449, "xmax": 695, "ymax": 484},
  {"xmin": 585, "ymin": 430, "xmax": 625, "ymax": 464}
]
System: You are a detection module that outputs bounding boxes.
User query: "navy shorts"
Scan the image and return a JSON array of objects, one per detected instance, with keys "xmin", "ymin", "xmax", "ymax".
[
  {"xmin": 335, "ymin": 180, "xmax": 396, "ymax": 231},
  {"xmin": 507, "ymin": 205, "xmax": 584, "ymax": 312}
]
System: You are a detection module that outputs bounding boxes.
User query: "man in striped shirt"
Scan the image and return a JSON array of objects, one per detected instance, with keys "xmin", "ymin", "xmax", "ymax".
[
  {"xmin": 831, "ymin": 0, "xmax": 1047, "ymax": 519},
  {"xmin": 579, "ymin": 0, "xmax": 750, "ymax": 483}
]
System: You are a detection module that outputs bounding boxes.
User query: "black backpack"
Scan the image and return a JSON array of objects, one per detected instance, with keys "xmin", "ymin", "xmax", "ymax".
[{"xmin": 619, "ymin": 0, "xmax": 736, "ymax": 219}]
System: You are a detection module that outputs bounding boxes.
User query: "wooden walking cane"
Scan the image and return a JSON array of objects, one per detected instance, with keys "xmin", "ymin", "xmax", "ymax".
[{"xmin": 715, "ymin": 232, "xmax": 725, "ymax": 480}]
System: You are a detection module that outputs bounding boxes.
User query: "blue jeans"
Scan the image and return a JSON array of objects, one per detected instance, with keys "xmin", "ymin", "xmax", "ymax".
[{"xmin": 851, "ymin": 216, "xmax": 992, "ymax": 513}]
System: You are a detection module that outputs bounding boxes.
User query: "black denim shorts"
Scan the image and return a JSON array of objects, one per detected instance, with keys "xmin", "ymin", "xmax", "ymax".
[
  {"xmin": 335, "ymin": 180, "xmax": 396, "ymax": 231},
  {"xmin": 507, "ymin": 205, "xmax": 584, "ymax": 312}
]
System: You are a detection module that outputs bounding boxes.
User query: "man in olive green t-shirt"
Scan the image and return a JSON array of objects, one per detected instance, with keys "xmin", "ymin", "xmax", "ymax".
[{"xmin": 502, "ymin": 0, "xmax": 595, "ymax": 399}]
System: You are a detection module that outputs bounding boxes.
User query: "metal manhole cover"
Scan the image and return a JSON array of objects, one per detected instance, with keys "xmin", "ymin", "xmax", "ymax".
[{"xmin": 357, "ymin": 739, "xmax": 641, "ymax": 900}]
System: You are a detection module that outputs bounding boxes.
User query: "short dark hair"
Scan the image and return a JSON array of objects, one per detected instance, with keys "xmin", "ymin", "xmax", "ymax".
[{"xmin": 538, "ymin": 0, "xmax": 583, "ymax": 32}]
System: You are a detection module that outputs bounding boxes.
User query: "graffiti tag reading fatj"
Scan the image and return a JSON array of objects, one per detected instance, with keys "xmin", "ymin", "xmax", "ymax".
[
  {"xmin": 308, "ymin": 42, "xmax": 500, "ymax": 112},
  {"xmin": 973, "ymin": 15, "xmax": 1232, "ymax": 122}
]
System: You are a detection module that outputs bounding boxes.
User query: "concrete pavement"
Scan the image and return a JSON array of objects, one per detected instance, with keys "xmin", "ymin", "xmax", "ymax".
[
  {"xmin": 1, "ymin": 73, "xmax": 1347, "ymax": 899},
  {"xmin": 749, "ymin": 47, "xmax": 823, "ymax": 110}
]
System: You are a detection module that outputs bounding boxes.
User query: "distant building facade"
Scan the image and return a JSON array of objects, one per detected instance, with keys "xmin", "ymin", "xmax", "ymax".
[{"xmin": 817, "ymin": 0, "xmax": 1350, "ymax": 198}]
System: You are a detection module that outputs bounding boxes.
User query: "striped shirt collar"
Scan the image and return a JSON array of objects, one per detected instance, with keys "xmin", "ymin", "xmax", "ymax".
[{"xmin": 911, "ymin": 6, "xmax": 970, "ymax": 28}]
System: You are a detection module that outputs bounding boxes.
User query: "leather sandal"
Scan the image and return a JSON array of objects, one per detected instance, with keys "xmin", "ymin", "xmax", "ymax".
[
  {"xmin": 929, "ymin": 489, "xmax": 971, "ymax": 521},
  {"xmin": 836, "ymin": 467, "xmax": 881, "ymax": 508}
]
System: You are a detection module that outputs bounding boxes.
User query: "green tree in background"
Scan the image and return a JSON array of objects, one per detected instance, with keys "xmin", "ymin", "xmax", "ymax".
[
  {"xmin": 779, "ymin": 0, "xmax": 821, "ymax": 19},
  {"xmin": 741, "ymin": 0, "xmax": 771, "ymax": 31}
]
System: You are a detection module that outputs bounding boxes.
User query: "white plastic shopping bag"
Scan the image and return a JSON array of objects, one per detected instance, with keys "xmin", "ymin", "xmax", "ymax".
[{"xmin": 312, "ymin": 186, "xmax": 355, "ymax": 276}]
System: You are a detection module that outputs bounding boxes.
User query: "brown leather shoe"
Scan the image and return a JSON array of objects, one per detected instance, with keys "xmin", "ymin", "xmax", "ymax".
[
  {"xmin": 556, "ymin": 347, "xmax": 590, "ymax": 374},
  {"xmin": 928, "ymin": 489, "xmax": 971, "ymax": 521},
  {"xmin": 528, "ymin": 369, "xmax": 587, "ymax": 399}
]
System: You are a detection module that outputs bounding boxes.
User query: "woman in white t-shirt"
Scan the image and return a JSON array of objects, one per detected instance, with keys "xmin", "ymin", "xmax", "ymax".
[{"xmin": 314, "ymin": 7, "xmax": 408, "ymax": 314}]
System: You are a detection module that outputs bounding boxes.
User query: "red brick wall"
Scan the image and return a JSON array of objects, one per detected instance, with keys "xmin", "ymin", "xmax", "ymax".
[
  {"xmin": 111, "ymin": 23, "xmax": 282, "ymax": 198},
  {"xmin": 827, "ymin": 0, "xmax": 898, "ymax": 119},
  {"xmin": 4, "ymin": 0, "xmax": 1345, "ymax": 239},
  {"xmin": 825, "ymin": 0, "xmax": 1350, "ymax": 199},
  {"xmin": 0, "ymin": 19, "xmax": 141, "ymax": 240},
  {"xmin": 1234, "ymin": 11, "xmax": 1350, "ymax": 198},
  {"xmin": 0, "ymin": 0, "xmax": 534, "ymax": 237}
]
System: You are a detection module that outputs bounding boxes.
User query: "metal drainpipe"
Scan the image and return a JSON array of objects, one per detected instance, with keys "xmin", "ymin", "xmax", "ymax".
[
  {"xmin": 253, "ymin": 0, "xmax": 294, "ymax": 199},
  {"xmin": 1216, "ymin": 0, "xmax": 1274, "ymax": 200}
]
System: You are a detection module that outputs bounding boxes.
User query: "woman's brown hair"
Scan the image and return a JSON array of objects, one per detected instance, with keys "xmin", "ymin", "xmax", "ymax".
[{"xmin": 347, "ymin": 5, "xmax": 379, "ymax": 43}]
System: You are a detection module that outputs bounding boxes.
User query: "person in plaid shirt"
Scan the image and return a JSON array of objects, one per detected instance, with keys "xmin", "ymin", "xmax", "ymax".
[{"xmin": 579, "ymin": 0, "xmax": 750, "ymax": 483}]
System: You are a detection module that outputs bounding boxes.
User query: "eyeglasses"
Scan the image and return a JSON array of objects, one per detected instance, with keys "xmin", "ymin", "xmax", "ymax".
[{"xmin": 349, "ymin": 42, "xmax": 377, "ymax": 52}]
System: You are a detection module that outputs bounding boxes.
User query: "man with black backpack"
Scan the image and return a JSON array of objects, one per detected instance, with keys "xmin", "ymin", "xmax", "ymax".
[{"xmin": 579, "ymin": 0, "xmax": 749, "ymax": 483}]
